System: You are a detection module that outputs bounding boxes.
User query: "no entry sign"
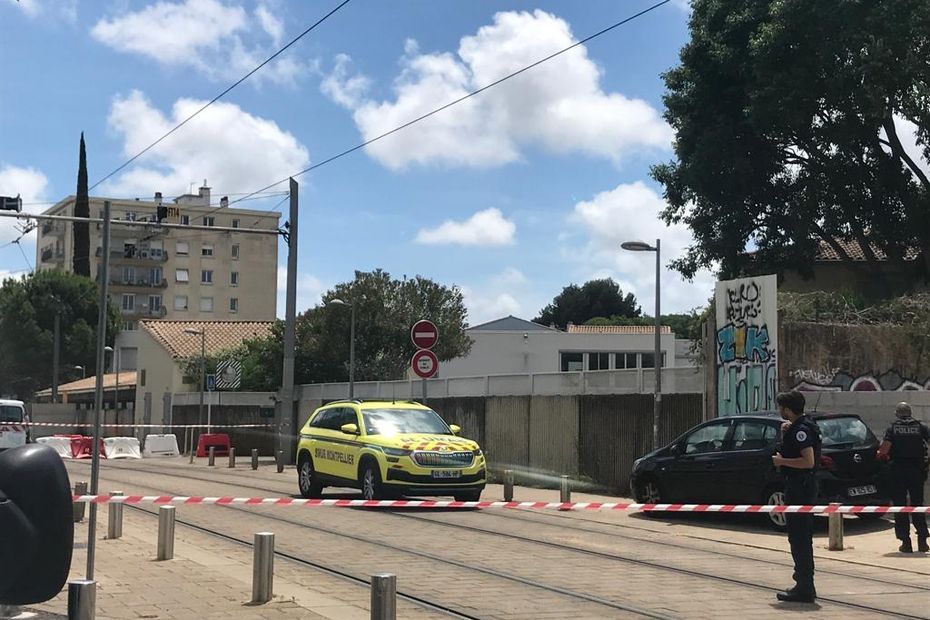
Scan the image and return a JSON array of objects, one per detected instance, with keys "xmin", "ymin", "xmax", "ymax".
[
  {"xmin": 411, "ymin": 349, "xmax": 439, "ymax": 379},
  {"xmin": 411, "ymin": 320, "xmax": 439, "ymax": 349}
]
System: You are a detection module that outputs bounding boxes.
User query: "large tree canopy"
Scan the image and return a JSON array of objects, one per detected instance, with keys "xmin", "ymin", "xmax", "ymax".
[
  {"xmin": 652, "ymin": 0, "xmax": 930, "ymax": 286},
  {"xmin": 534, "ymin": 279, "xmax": 640, "ymax": 328},
  {"xmin": 0, "ymin": 270, "xmax": 121, "ymax": 398}
]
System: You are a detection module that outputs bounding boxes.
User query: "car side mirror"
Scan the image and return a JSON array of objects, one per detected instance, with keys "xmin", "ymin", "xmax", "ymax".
[
  {"xmin": 0, "ymin": 444, "xmax": 74, "ymax": 605},
  {"xmin": 671, "ymin": 443, "xmax": 684, "ymax": 456},
  {"xmin": 340, "ymin": 423, "xmax": 360, "ymax": 435},
  {"xmin": 449, "ymin": 424, "xmax": 461, "ymax": 435}
]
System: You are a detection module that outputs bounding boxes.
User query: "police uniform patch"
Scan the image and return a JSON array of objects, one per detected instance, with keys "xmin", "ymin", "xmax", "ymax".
[{"xmin": 796, "ymin": 430, "xmax": 807, "ymax": 442}]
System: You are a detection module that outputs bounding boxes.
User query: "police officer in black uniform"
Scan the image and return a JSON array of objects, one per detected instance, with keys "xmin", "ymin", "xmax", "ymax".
[
  {"xmin": 878, "ymin": 402, "xmax": 930, "ymax": 553},
  {"xmin": 772, "ymin": 390, "xmax": 821, "ymax": 603}
]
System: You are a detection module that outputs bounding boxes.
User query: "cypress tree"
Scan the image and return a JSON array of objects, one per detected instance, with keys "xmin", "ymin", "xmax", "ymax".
[{"xmin": 72, "ymin": 132, "xmax": 90, "ymax": 277}]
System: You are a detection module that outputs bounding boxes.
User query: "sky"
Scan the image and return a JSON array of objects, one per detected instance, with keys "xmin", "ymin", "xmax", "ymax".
[{"xmin": 0, "ymin": 0, "xmax": 717, "ymax": 325}]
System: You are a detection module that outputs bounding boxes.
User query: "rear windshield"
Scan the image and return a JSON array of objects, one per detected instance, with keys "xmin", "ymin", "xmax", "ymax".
[
  {"xmin": 0, "ymin": 405, "xmax": 24, "ymax": 423},
  {"xmin": 818, "ymin": 416, "xmax": 877, "ymax": 449}
]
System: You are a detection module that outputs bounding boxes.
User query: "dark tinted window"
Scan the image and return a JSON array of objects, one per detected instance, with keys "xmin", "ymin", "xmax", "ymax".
[
  {"xmin": 683, "ymin": 422, "xmax": 730, "ymax": 454},
  {"xmin": 588, "ymin": 353, "xmax": 610, "ymax": 371},
  {"xmin": 336, "ymin": 408, "xmax": 360, "ymax": 430},
  {"xmin": 0, "ymin": 405, "xmax": 24, "ymax": 423},
  {"xmin": 560, "ymin": 352, "xmax": 583, "ymax": 372},
  {"xmin": 309, "ymin": 409, "xmax": 336, "ymax": 429},
  {"xmin": 731, "ymin": 421, "xmax": 777, "ymax": 451}
]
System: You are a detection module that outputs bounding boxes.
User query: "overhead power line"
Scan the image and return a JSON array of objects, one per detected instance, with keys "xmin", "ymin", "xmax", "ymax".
[
  {"xmin": 229, "ymin": 0, "xmax": 673, "ymax": 206},
  {"xmin": 88, "ymin": 0, "xmax": 353, "ymax": 194}
]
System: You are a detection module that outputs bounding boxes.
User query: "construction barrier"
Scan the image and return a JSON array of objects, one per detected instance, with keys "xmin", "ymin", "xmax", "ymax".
[
  {"xmin": 71, "ymin": 436, "xmax": 106, "ymax": 460},
  {"xmin": 143, "ymin": 434, "xmax": 180, "ymax": 458},
  {"xmin": 17, "ymin": 422, "xmax": 272, "ymax": 429},
  {"xmin": 36, "ymin": 436, "xmax": 74, "ymax": 459},
  {"xmin": 103, "ymin": 437, "xmax": 142, "ymax": 460},
  {"xmin": 67, "ymin": 495, "xmax": 928, "ymax": 513},
  {"xmin": 196, "ymin": 433, "xmax": 231, "ymax": 458}
]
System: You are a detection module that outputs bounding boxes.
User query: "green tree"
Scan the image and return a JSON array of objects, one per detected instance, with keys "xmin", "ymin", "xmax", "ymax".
[
  {"xmin": 534, "ymin": 279, "xmax": 640, "ymax": 328},
  {"xmin": 0, "ymin": 270, "xmax": 121, "ymax": 398},
  {"xmin": 72, "ymin": 133, "xmax": 91, "ymax": 277},
  {"xmin": 652, "ymin": 0, "xmax": 930, "ymax": 288}
]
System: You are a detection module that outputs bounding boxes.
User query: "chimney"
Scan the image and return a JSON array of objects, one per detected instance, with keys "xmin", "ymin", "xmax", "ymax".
[
  {"xmin": 220, "ymin": 196, "xmax": 229, "ymax": 208},
  {"xmin": 154, "ymin": 192, "xmax": 163, "ymax": 206},
  {"xmin": 198, "ymin": 180, "xmax": 211, "ymax": 206}
]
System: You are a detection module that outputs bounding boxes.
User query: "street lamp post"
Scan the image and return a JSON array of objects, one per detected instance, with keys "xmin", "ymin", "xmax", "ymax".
[
  {"xmin": 621, "ymin": 239, "xmax": 662, "ymax": 452},
  {"xmin": 74, "ymin": 365, "xmax": 86, "ymax": 379},
  {"xmin": 328, "ymin": 299, "xmax": 355, "ymax": 399},
  {"xmin": 184, "ymin": 328, "xmax": 206, "ymax": 454}
]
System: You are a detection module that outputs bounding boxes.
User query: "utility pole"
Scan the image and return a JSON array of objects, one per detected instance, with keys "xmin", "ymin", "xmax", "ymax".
[
  {"xmin": 52, "ymin": 310, "xmax": 60, "ymax": 403},
  {"xmin": 277, "ymin": 178, "xmax": 298, "ymax": 462}
]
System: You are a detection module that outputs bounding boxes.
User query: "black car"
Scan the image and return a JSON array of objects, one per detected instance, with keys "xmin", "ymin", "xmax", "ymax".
[{"xmin": 630, "ymin": 412, "xmax": 890, "ymax": 528}]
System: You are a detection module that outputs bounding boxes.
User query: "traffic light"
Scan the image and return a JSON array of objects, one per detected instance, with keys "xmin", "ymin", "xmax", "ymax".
[{"xmin": 0, "ymin": 195, "xmax": 22, "ymax": 213}]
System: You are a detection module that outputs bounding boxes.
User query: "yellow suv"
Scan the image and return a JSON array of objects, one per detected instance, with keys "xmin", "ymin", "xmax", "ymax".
[{"xmin": 296, "ymin": 400, "xmax": 486, "ymax": 501}]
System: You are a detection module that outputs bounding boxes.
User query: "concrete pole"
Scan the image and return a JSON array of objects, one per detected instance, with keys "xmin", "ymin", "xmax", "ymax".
[
  {"xmin": 277, "ymin": 178, "xmax": 299, "ymax": 463},
  {"xmin": 653, "ymin": 238, "xmax": 662, "ymax": 452},
  {"xmin": 349, "ymin": 302, "xmax": 356, "ymax": 399},
  {"xmin": 52, "ymin": 310, "xmax": 60, "ymax": 404},
  {"xmin": 828, "ymin": 503, "xmax": 844, "ymax": 551}
]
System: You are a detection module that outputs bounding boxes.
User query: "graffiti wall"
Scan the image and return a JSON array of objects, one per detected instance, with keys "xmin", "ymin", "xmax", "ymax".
[
  {"xmin": 782, "ymin": 323, "xmax": 930, "ymax": 392},
  {"xmin": 715, "ymin": 275, "xmax": 778, "ymax": 415}
]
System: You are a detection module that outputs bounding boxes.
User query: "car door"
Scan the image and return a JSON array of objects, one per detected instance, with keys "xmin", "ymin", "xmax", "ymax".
[
  {"xmin": 662, "ymin": 420, "xmax": 733, "ymax": 503},
  {"xmin": 716, "ymin": 420, "xmax": 779, "ymax": 504},
  {"xmin": 332, "ymin": 407, "xmax": 364, "ymax": 480},
  {"xmin": 306, "ymin": 409, "xmax": 338, "ymax": 477}
]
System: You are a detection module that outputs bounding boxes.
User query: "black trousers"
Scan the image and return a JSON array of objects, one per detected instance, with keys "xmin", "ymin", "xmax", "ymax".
[
  {"xmin": 891, "ymin": 465, "xmax": 929, "ymax": 541},
  {"xmin": 784, "ymin": 473, "xmax": 818, "ymax": 591}
]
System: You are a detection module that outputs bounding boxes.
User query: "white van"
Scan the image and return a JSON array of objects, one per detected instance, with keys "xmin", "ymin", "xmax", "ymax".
[{"xmin": 0, "ymin": 399, "xmax": 28, "ymax": 451}]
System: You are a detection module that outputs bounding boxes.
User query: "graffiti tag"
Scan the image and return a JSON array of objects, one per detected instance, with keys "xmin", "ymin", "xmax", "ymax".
[{"xmin": 725, "ymin": 281, "xmax": 762, "ymax": 324}]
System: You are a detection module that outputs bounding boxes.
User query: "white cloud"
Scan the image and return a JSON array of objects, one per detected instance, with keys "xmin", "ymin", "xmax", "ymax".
[
  {"xmin": 101, "ymin": 90, "xmax": 310, "ymax": 198},
  {"xmin": 461, "ymin": 267, "xmax": 544, "ymax": 325},
  {"xmin": 276, "ymin": 266, "xmax": 327, "ymax": 317},
  {"xmin": 492, "ymin": 267, "xmax": 527, "ymax": 287},
  {"xmin": 0, "ymin": 164, "xmax": 50, "ymax": 244},
  {"xmin": 91, "ymin": 0, "xmax": 302, "ymax": 85},
  {"xmin": 320, "ymin": 54, "xmax": 371, "ymax": 108},
  {"xmin": 321, "ymin": 10, "xmax": 672, "ymax": 170},
  {"xmin": 569, "ymin": 181, "xmax": 715, "ymax": 313},
  {"xmin": 6, "ymin": 0, "xmax": 76, "ymax": 21},
  {"xmin": 416, "ymin": 208, "xmax": 516, "ymax": 246}
]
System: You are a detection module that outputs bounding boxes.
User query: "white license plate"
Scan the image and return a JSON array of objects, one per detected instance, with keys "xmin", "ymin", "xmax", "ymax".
[
  {"xmin": 848, "ymin": 485, "xmax": 877, "ymax": 497},
  {"xmin": 431, "ymin": 470, "xmax": 462, "ymax": 479}
]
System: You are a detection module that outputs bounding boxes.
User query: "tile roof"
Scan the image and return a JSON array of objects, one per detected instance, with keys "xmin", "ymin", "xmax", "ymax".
[
  {"xmin": 35, "ymin": 371, "xmax": 137, "ymax": 397},
  {"xmin": 815, "ymin": 239, "xmax": 919, "ymax": 262},
  {"xmin": 140, "ymin": 320, "xmax": 274, "ymax": 358},
  {"xmin": 567, "ymin": 324, "xmax": 672, "ymax": 335}
]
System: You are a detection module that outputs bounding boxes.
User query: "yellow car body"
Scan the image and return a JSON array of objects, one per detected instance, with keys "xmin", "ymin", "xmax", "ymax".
[{"xmin": 295, "ymin": 400, "xmax": 486, "ymax": 501}]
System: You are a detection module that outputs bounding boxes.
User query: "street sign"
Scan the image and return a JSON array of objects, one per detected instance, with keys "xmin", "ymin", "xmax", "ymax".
[
  {"xmin": 411, "ymin": 349, "xmax": 439, "ymax": 379},
  {"xmin": 215, "ymin": 359, "xmax": 242, "ymax": 390},
  {"xmin": 411, "ymin": 320, "xmax": 438, "ymax": 350},
  {"xmin": 206, "ymin": 373, "xmax": 216, "ymax": 392}
]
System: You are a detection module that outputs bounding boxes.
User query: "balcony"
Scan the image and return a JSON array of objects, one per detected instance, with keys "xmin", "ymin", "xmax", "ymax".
[
  {"xmin": 108, "ymin": 278, "xmax": 168, "ymax": 290},
  {"xmin": 96, "ymin": 247, "xmax": 169, "ymax": 263},
  {"xmin": 120, "ymin": 305, "xmax": 168, "ymax": 319},
  {"xmin": 40, "ymin": 248, "xmax": 65, "ymax": 263}
]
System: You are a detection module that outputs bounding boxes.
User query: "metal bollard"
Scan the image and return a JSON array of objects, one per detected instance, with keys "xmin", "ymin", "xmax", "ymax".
[
  {"xmin": 228, "ymin": 446, "xmax": 236, "ymax": 468},
  {"xmin": 503, "ymin": 470, "xmax": 514, "ymax": 502},
  {"xmin": 828, "ymin": 503, "xmax": 844, "ymax": 551},
  {"xmin": 251, "ymin": 448, "xmax": 259, "ymax": 470},
  {"xmin": 370, "ymin": 573, "xmax": 397, "ymax": 620},
  {"xmin": 208, "ymin": 446, "xmax": 215, "ymax": 466},
  {"xmin": 73, "ymin": 481, "xmax": 88, "ymax": 523},
  {"xmin": 107, "ymin": 491, "xmax": 124, "ymax": 540},
  {"xmin": 157, "ymin": 506, "xmax": 176, "ymax": 561},
  {"xmin": 560, "ymin": 475, "xmax": 571, "ymax": 503},
  {"xmin": 252, "ymin": 532, "xmax": 275, "ymax": 603},
  {"xmin": 67, "ymin": 579, "xmax": 96, "ymax": 620},
  {"xmin": 276, "ymin": 451, "xmax": 284, "ymax": 473}
]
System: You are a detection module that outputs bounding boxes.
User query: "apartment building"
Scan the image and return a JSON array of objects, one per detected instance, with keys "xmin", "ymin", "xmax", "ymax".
[{"xmin": 35, "ymin": 183, "xmax": 280, "ymax": 331}]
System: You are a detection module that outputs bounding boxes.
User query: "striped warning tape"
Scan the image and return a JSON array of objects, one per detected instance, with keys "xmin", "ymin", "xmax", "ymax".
[
  {"xmin": 69, "ymin": 495, "xmax": 930, "ymax": 512},
  {"xmin": 20, "ymin": 422, "xmax": 272, "ymax": 428}
]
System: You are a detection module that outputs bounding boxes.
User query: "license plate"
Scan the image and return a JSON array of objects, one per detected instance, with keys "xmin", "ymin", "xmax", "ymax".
[
  {"xmin": 848, "ymin": 485, "xmax": 877, "ymax": 497},
  {"xmin": 431, "ymin": 470, "xmax": 461, "ymax": 479}
]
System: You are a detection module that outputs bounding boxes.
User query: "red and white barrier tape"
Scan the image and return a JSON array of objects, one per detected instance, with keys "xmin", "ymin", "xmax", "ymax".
[
  {"xmin": 69, "ymin": 495, "xmax": 930, "ymax": 512},
  {"xmin": 22, "ymin": 422, "xmax": 272, "ymax": 428}
]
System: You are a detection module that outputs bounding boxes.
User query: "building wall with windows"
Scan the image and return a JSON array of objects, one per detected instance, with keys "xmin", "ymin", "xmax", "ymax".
[
  {"xmin": 439, "ymin": 316, "xmax": 681, "ymax": 379},
  {"xmin": 35, "ymin": 184, "xmax": 280, "ymax": 329}
]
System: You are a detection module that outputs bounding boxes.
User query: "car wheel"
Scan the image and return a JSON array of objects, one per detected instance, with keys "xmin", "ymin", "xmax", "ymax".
[
  {"xmin": 636, "ymin": 478, "xmax": 663, "ymax": 504},
  {"xmin": 454, "ymin": 491, "xmax": 482, "ymax": 502},
  {"xmin": 297, "ymin": 454, "xmax": 323, "ymax": 499},
  {"xmin": 764, "ymin": 487, "xmax": 787, "ymax": 530},
  {"xmin": 360, "ymin": 461, "xmax": 384, "ymax": 501}
]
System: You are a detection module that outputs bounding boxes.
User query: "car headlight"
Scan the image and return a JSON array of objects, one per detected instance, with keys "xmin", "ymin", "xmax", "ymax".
[
  {"xmin": 473, "ymin": 448, "xmax": 483, "ymax": 456},
  {"xmin": 382, "ymin": 448, "xmax": 412, "ymax": 457},
  {"xmin": 632, "ymin": 457, "xmax": 644, "ymax": 471}
]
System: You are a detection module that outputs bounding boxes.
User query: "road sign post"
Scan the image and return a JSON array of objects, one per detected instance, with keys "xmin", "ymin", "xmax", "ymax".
[
  {"xmin": 411, "ymin": 320, "xmax": 439, "ymax": 406},
  {"xmin": 411, "ymin": 320, "xmax": 438, "ymax": 350}
]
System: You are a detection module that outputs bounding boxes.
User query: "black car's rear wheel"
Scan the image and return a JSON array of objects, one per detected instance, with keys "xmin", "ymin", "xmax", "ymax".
[
  {"xmin": 763, "ymin": 487, "xmax": 787, "ymax": 530},
  {"xmin": 635, "ymin": 477, "xmax": 663, "ymax": 504}
]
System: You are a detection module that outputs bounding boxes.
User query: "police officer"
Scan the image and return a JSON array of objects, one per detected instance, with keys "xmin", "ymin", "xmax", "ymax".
[
  {"xmin": 772, "ymin": 390, "xmax": 821, "ymax": 603},
  {"xmin": 878, "ymin": 402, "xmax": 929, "ymax": 553}
]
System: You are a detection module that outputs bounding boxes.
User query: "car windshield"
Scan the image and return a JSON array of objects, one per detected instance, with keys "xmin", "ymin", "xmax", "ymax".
[
  {"xmin": 362, "ymin": 408, "xmax": 450, "ymax": 436},
  {"xmin": 0, "ymin": 405, "xmax": 24, "ymax": 423},
  {"xmin": 818, "ymin": 416, "xmax": 877, "ymax": 448}
]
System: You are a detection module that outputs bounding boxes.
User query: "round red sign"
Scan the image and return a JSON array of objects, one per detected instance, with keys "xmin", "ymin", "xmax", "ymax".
[
  {"xmin": 411, "ymin": 320, "xmax": 439, "ymax": 350},
  {"xmin": 411, "ymin": 349, "xmax": 439, "ymax": 379}
]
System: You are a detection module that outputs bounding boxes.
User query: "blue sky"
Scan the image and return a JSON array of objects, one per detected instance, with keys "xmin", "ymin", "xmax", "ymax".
[{"xmin": 0, "ymin": 0, "xmax": 715, "ymax": 324}]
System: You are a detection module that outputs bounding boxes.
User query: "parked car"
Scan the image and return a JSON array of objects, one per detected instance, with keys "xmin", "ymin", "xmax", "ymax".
[
  {"xmin": 630, "ymin": 412, "xmax": 889, "ymax": 528},
  {"xmin": 0, "ymin": 400, "xmax": 28, "ymax": 452}
]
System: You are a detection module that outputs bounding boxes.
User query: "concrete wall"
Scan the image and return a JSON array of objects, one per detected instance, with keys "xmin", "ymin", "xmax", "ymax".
[{"xmin": 806, "ymin": 391, "xmax": 930, "ymax": 436}]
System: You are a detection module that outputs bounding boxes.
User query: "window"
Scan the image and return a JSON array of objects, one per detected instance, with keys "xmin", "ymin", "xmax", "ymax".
[
  {"xmin": 122, "ymin": 242, "xmax": 137, "ymax": 258},
  {"xmin": 121, "ymin": 293, "xmax": 135, "ymax": 311},
  {"xmin": 174, "ymin": 295, "xmax": 188, "ymax": 311},
  {"xmin": 140, "ymin": 369, "xmax": 146, "ymax": 387},
  {"xmin": 615, "ymin": 353, "xmax": 638, "ymax": 370},
  {"xmin": 201, "ymin": 270, "xmax": 213, "ymax": 284},
  {"xmin": 175, "ymin": 269, "xmax": 190, "ymax": 283},
  {"xmin": 200, "ymin": 297, "xmax": 214, "ymax": 312},
  {"xmin": 588, "ymin": 352, "xmax": 610, "ymax": 371},
  {"xmin": 125, "ymin": 212, "xmax": 137, "ymax": 222},
  {"xmin": 641, "ymin": 352, "xmax": 666, "ymax": 369},
  {"xmin": 121, "ymin": 266, "xmax": 135, "ymax": 284},
  {"xmin": 230, "ymin": 271, "xmax": 239, "ymax": 286},
  {"xmin": 229, "ymin": 297, "xmax": 238, "ymax": 313},
  {"xmin": 149, "ymin": 267, "xmax": 162, "ymax": 284},
  {"xmin": 232, "ymin": 219, "xmax": 240, "ymax": 229},
  {"xmin": 201, "ymin": 244, "xmax": 213, "ymax": 257},
  {"xmin": 732, "ymin": 422, "xmax": 778, "ymax": 452},
  {"xmin": 560, "ymin": 352, "xmax": 583, "ymax": 372},
  {"xmin": 310, "ymin": 409, "xmax": 336, "ymax": 429},
  {"xmin": 231, "ymin": 244, "xmax": 240, "ymax": 260},
  {"xmin": 148, "ymin": 295, "xmax": 162, "ymax": 312},
  {"xmin": 123, "ymin": 320, "xmax": 137, "ymax": 331},
  {"xmin": 204, "ymin": 216, "xmax": 215, "ymax": 227},
  {"xmin": 181, "ymin": 215, "xmax": 190, "ymax": 225},
  {"xmin": 683, "ymin": 423, "xmax": 731, "ymax": 455},
  {"xmin": 818, "ymin": 417, "xmax": 877, "ymax": 449},
  {"xmin": 176, "ymin": 241, "xmax": 189, "ymax": 256}
]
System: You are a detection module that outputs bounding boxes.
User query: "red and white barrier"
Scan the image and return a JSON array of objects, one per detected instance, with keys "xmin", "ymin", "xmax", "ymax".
[
  {"xmin": 19, "ymin": 422, "xmax": 272, "ymax": 428},
  {"xmin": 104, "ymin": 437, "xmax": 142, "ymax": 460},
  {"xmin": 36, "ymin": 436, "xmax": 73, "ymax": 458},
  {"xmin": 67, "ymin": 495, "xmax": 929, "ymax": 513},
  {"xmin": 143, "ymin": 434, "xmax": 180, "ymax": 457}
]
